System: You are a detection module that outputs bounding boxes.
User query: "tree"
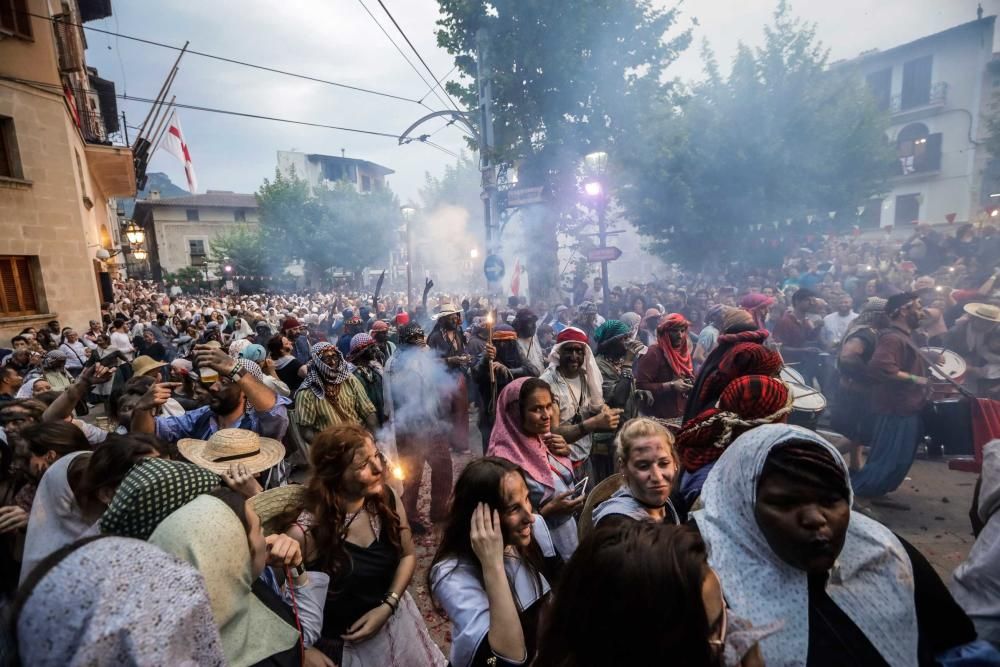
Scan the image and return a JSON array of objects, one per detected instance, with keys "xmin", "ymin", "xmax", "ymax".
[
  {"xmin": 618, "ymin": 2, "xmax": 892, "ymax": 268},
  {"xmin": 256, "ymin": 169, "xmax": 400, "ymax": 288},
  {"xmin": 436, "ymin": 0, "xmax": 691, "ymax": 300},
  {"xmin": 208, "ymin": 225, "xmax": 271, "ymax": 292}
]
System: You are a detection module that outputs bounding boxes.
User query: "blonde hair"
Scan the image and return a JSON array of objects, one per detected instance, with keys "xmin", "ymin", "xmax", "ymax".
[{"xmin": 615, "ymin": 417, "xmax": 677, "ymax": 470}]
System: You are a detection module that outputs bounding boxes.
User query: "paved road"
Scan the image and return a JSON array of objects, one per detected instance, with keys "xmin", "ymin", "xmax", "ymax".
[{"xmin": 858, "ymin": 458, "xmax": 979, "ymax": 579}]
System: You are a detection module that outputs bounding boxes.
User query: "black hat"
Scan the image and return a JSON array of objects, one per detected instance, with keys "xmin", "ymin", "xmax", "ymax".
[{"xmin": 885, "ymin": 291, "xmax": 919, "ymax": 315}]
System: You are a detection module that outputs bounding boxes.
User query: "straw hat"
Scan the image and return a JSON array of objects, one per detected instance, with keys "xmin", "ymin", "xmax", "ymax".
[
  {"xmin": 178, "ymin": 428, "xmax": 285, "ymax": 475},
  {"xmin": 432, "ymin": 304, "xmax": 462, "ymax": 320},
  {"xmin": 964, "ymin": 302, "xmax": 1000, "ymax": 323},
  {"xmin": 132, "ymin": 355, "xmax": 166, "ymax": 378},
  {"xmin": 249, "ymin": 485, "xmax": 307, "ymax": 536}
]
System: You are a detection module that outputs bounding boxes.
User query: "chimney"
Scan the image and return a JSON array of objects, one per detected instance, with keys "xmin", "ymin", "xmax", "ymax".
[{"xmin": 150, "ymin": 190, "xmax": 161, "ymax": 201}]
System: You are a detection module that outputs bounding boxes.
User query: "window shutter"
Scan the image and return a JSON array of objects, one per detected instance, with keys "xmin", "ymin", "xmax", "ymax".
[
  {"xmin": 13, "ymin": 257, "xmax": 36, "ymax": 311},
  {"xmin": 0, "ymin": 256, "xmax": 38, "ymax": 316}
]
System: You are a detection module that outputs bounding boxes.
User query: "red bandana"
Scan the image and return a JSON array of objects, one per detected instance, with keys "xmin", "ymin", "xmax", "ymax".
[{"xmin": 656, "ymin": 314, "xmax": 693, "ymax": 378}]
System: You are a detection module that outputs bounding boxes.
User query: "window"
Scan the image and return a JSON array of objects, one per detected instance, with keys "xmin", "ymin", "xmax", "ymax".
[
  {"xmin": 0, "ymin": 0, "xmax": 33, "ymax": 40},
  {"xmin": 859, "ymin": 199, "xmax": 883, "ymax": 229},
  {"xmin": 361, "ymin": 174, "xmax": 372, "ymax": 192},
  {"xmin": 188, "ymin": 239, "xmax": 207, "ymax": 267},
  {"xmin": 0, "ymin": 256, "xmax": 38, "ymax": 316},
  {"xmin": 0, "ymin": 116, "xmax": 25, "ymax": 179},
  {"xmin": 901, "ymin": 56, "xmax": 933, "ymax": 110},
  {"xmin": 866, "ymin": 68, "xmax": 892, "ymax": 112},
  {"xmin": 186, "ymin": 208, "xmax": 200, "ymax": 222},
  {"xmin": 234, "ymin": 209, "xmax": 246, "ymax": 222},
  {"xmin": 73, "ymin": 149, "xmax": 88, "ymax": 198},
  {"xmin": 896, "ymin": 123, "xmax": 942, "ymax": 175},
  {"xmin": 894, "ymin": 194, "xmax": 921, "ymax": 226}
]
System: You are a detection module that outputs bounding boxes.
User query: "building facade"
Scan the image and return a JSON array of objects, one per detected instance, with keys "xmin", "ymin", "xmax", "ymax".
[
  {"xmin": 846, "ymin": 16, "xmax": 999, "ymax": 230},
  {"xmin": 277, "ymin": 150, "xmax": 394, "ymax": 194},
  {"xmin": 132, "ymin": 190, "xmax": 259, "ymax": 281},
  {"xmin": 0, "ymin": 0, "xmax": 135, "ymax": 340}
]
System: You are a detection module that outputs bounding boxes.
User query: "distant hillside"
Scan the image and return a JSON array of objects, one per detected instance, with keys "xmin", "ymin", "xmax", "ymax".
[{"xmin": 121, "ymin": 172, "xmax": 189, "ymax": 217}]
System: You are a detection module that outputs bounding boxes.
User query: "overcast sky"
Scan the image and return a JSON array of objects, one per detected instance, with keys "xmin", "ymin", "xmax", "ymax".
[{"xmin": 86, "ymin": 0, "xmax": 999, "ymax": 204}]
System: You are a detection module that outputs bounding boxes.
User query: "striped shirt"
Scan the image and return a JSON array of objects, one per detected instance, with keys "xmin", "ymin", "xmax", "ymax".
[{"xmin": 294, "ymin": 375, "xmax": 376, "ymax": 430}]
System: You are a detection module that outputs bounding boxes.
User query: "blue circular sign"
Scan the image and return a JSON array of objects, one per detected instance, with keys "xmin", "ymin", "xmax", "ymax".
[{"xmin": 483, "ymin": 254, "xmax": 505, "ymax": 282}]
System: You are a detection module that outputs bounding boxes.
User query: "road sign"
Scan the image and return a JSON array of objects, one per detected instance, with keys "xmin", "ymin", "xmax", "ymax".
[
  {"xmin": 586, "ymin": 246, "xmax": 623, "ymax": 263},
  {"xmin": 505, "ymin": 186, "xmax": 545, "ymax": 208},
  {"xmin": 484, "ymin": 254, "xmax": 506, "ymax": 282}
]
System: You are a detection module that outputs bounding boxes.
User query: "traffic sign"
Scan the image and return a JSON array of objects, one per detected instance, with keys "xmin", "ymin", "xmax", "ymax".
[
  {"xmin": 484, "ymin": 254, "xmax": 506, "ymax": 281},
  {"xmin": 505, "ymin": 186, "xmax": 545, "ymax": 208},
  {"xmin": 586, "ymin": 246, "xmax": 622, "ymax": 263}
]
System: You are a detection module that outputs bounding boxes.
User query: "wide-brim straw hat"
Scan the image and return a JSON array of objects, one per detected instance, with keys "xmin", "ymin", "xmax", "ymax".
[
  {"xmin": 178, "ymin": 428, "xmax": 285, "ymax": 475},
  {"xmin": 132, "ymin": 355, "xmax": 166, "ymax": 377},
  {"xmin": 250, "ymin": 484, "xmax": 307, "ymax": 536},
  {"xmin": 432, "ymin": 304, "xmax": 462, "ymax": 320},
  {"xmin": 964, "ymin": 302, "xmax": 1000, "ymax": 323}
]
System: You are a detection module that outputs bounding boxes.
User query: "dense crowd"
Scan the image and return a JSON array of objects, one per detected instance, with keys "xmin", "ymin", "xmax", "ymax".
[{"xmin": 0, "ymin": 221, "xmax": 998, "ymax": 666}]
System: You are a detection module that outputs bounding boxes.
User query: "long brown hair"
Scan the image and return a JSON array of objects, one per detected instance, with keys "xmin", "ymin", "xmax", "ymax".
[{"xmin": 304, "ymin": 424, "xmax": 401, "ymax": 580}]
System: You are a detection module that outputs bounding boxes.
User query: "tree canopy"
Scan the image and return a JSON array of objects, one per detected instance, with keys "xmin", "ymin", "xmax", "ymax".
[{"xmin": 618, "ymin": 2, "xmax": 892, "ymax": 267}]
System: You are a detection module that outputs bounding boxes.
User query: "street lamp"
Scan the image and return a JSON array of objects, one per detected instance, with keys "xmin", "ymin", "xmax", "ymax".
[
  {"xmin": 583, "ymin": 151, "xmax": 611, "ymax": 310},
  {"xmin": 400, "ymin": 205, "xmax": 417, "ymax": 307},
  {"xmin": 124, "ymin": 221, "xmax": 145, "ymax": 246},
  {"xmin": 470, "ymin": 248, "xmax": 479, "ymax": 259},
  {"xmin": 132, "ymin": 247, "xmax": 148, "ymax": 261}
]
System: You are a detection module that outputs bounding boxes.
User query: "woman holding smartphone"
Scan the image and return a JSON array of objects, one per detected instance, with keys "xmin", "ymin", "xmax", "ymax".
[{"xmin": 487, "ymin": 377, "xmax": 582, "ymax": 561}]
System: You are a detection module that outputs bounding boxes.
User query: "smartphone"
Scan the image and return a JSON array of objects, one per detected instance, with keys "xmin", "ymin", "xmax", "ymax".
[{"xmin": 571, "ymin": 476, "xmax": 589, "ymax": 499}]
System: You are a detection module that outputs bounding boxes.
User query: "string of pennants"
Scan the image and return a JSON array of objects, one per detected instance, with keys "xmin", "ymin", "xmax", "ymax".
[{"xmin": 169, "ymin": 275, "xmax": 290, "ymax": 284}]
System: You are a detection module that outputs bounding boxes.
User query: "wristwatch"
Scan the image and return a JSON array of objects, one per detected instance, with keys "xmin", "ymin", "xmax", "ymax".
[{"xmin": 228, "ymin": 365, "xmax": 245, "ymax": 381}]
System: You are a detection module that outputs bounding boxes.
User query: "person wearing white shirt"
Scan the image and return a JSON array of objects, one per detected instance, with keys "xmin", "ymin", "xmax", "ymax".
[
  {"xmin": 109, "ymin": 320, "xmax": 135, "ymax": 361},
  {"xmin": 822, "ymin": 295, "xmax": 858, "ymax": 349}
]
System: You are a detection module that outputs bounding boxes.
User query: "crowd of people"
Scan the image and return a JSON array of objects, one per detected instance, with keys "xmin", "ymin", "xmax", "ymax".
[{"xmin": 0, "ymin": 221, "xmax": 998, "ymax": 665}]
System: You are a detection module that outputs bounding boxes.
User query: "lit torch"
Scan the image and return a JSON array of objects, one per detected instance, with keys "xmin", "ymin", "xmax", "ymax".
[{"xmin": 486, "ymin": 310, "xmax": 495, "ymax": 383}]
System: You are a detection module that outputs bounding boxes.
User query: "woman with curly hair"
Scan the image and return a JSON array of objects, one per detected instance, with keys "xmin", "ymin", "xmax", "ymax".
[{"xmin": 281, "ymin": 423, "xmax": 444, "ymax": 666}]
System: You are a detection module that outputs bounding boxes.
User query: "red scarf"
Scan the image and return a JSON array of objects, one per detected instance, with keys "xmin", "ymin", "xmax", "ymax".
[{"xmin": 656, "ymin": 314, "xmax": 693, "ymax": 378}]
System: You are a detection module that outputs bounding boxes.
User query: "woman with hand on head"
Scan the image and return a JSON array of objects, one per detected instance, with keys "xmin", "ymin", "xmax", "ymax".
[{"xmin": 430, "ymin": 457, "xmax": 559, "ymax": 667}]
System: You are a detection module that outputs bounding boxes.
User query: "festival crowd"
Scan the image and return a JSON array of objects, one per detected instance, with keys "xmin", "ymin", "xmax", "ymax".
[{"xmin": 0, "ymin": 222, "xmax": 999, "ymax": 666}]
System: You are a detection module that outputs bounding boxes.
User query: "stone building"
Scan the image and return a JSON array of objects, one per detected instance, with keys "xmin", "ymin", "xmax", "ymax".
[
  {"xmin": 277, "ymin": 150, "xmax": 393, "ymax": 194},
  {"xmin": 0, "ymin": 0, "xmax": 135, "ymax": 339},
  {"xmin": 132, "ymin": 190, "xmax": 259, "ymax": 281}
]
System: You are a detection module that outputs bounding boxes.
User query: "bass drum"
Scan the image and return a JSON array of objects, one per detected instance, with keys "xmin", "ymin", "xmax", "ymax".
[
  {"xmin": 787, "ymin": 382, "xmax": 826, "ymax": 431},
  {"xmin": 923, "ymin": 397, "xmax": 973, "ymax": 456}
]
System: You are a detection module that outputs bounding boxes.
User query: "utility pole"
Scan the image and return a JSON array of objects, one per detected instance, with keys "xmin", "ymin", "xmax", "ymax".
[
  {"xmin": 476, "ymin": 28, "xmax": 499, "ymax": 296},
  {"xmin": 597, "ymin": 200, "xmax": 610, "ymax": 309}
]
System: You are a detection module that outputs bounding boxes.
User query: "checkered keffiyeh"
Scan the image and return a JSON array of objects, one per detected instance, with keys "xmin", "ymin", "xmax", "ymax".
[
  {"xmin": 100, "ymin": 458, "xmax": 221, "ymax": 540},
  {"xmin": 300, "ymin": 342, "xmax": 354, "ymax": 399}
]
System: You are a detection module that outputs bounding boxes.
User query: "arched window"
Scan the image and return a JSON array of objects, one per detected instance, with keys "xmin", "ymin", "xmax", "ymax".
[{"xmin": 896, "ymin": 123, "xmax": 940, "ymax": 175}]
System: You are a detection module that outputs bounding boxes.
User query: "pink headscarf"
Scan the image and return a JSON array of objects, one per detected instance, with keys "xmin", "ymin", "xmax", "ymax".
[{"xmin": 487, "ymin": 377, "xmax": 572, "ymax": 494}]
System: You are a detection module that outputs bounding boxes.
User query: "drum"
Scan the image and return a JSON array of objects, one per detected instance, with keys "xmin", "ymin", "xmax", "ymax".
[
  {"xmin": 780, "ymin": 366, "xmax": 806, "ymax": 386},
  {"xmin": 787, "ymin": 382, "xmax": 827, "ymax": 430},
  {"xmin": 923, "ymin": 397, "xmax": 974, "ymax": 456},
  {"xmin": 921, "ymin": 347, "xmax": 967, "ymax": 384}
]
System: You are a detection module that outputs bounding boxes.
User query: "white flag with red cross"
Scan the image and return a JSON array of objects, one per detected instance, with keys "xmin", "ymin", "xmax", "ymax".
[{"xmin": 160, "ymin": 111, "xmax": 198, "ymax": 193}]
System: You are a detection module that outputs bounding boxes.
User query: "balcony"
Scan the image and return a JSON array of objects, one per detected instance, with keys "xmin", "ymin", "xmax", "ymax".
[
  {"xmin": 890, "ymin": 82, "xmax": 948, "ymax": 122},
  {"xmin": 85, "ymin": 143, "xmax": 136, "ymax": 197}
]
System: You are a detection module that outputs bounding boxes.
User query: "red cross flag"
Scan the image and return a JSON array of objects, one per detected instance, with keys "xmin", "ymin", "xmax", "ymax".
[
  {"xmin": 160, "ymin": 111, "xmax": 198, "ymax": 193},
  {"xmin": 510, "ymin": 258, "xmax": 522, "ymax": 297}
]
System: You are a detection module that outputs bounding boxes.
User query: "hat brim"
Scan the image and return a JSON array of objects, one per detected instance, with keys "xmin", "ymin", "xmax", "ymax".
[
  {"xmin": 133, "ymin": 360, "xmax": 166, "ymax": 376},
  {"xmin": 250, "ymin": 485, "xmax": 307, "ymax": 536},
  {"xmin": 963, "ymin": 303, "xmax": 1000, "ymax": 323},
  {"xmin": 177, "ymin": 436, "xmax": 285, "ymax": 475},
  {"xmin": 432, "ymin": 309, "xmax": 462, "ymax": 320}
]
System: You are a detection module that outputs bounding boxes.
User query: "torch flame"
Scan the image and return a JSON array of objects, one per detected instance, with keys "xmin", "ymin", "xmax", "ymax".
[
  {"xmin": 486, "ymin": 311, "xmax": 494, "ymax": 325},
  {"xmin": 392, "ymin": 465, "xmax": 405, "ymax": 481}
]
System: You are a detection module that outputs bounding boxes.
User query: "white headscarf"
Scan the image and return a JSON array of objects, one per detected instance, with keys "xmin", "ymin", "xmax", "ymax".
[
  {"xmin": 693, "ymin": 424, "xmax": 918, "ymax": 667},
  {"xmin": 20, "ymin": 451, "xmax": 95, "ymax": 585},
  {"xmin": 17, "ymin": 536, "xmax": 226, "ymax": 666},
  {"xmin": 544, "ymin": 328, "xmax": 604, "ymax": 412}
]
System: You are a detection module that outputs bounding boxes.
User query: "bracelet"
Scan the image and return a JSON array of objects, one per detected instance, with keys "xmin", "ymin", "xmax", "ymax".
[{"xmin": 228, "ymin": 366, "xmax": 242, "ymax": 381}]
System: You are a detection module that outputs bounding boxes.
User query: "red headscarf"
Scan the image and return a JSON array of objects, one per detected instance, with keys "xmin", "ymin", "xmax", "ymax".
[
  {"xmin": 656, "ymin": 314, "xmax": 693, "ymax": 378},
  {"xmin": 486, "ymin": 378, "xmax": 572, "ymax": 496}
]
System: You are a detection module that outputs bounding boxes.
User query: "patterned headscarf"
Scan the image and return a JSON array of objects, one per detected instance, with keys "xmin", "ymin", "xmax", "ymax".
[
  {"xmin": 619, "ymin": 312, "xmax": 642, "ymax": 339},
  {"xmin": 348, "ymin": 333, "xmax": 376, "ymax": 360},
  {"xmin": 594, "ymin": 320, "xmax": 630, "ymax": 345},
  {"xmin": 656, "ymin": 314, "xmax": 693, "ymax": 378},
  {"xmin": 228, "ymin": 338, "xmax": 252, "ymax": 359},
  {"xmin": 41, "ymin": 350, "xmax": 67, "ymax": 370},
  {"xmin": 101, "ymin": 458, "xmax": 221, "ymax": 540},
  {"xmin": 676, "ymin": 375, "xmax": 792, "ymax": 471},
  {"xmin": 692, "ymin": 425, "xmax": 918, "ymax": 666},
  {"xmin": 398, "ymin": 322, "xmax": 426, "ymax": 345},
  {"xmin": 300, "ymin": 342, "xmax": 354, "ymax": 400},
  {"xmin": 16, "ymin": 537, "xmax": 227, "ymax": 666}
]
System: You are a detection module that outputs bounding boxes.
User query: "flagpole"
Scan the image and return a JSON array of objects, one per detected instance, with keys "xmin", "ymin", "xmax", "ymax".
[
  {"xmin": 133, "ymin": 42, "xmax": 188, "ymax": 150},
  {"xmin": 148, "ymin": 96, "xmax": 176, "ymax": 159}
]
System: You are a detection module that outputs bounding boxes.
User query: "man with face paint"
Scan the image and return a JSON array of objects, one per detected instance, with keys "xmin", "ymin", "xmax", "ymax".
[
  {"xmin": 512, "ymin": 309, "xmax": 545, "ymax": 377},
  {"xmin": 851, "ymin": 292, "xmax": 929, "ymax": 501},
  {"xmin": 349, "ymin": 333, "xmax": 386, "ymax": 427},
  {"xmin": 427, "ymin": 304, "xmax": 471, "ymax": 454},
  {"xmin": 592, "ymin": 320, "xmax": 643, "ymax": 483},
  {"xmin": 635, "ymin": 314, "xmax": 694, "ymax": 422},
  {"xmin": 369, "ymin": 320, "xmax": 396, "ymax": 367}
]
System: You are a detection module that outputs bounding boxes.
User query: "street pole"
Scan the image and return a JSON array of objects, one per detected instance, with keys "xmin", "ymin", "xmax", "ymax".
[
  {"xmin": 598, "ymin": 200, "xmax": 610, "ymax": 310},
  {"xmin": 476, "ymin": 29, "xmax": 499, "ymax": 297},
  {"xmin": 405, "ymin": 216, "xmax": 413, "ymax": 308}
]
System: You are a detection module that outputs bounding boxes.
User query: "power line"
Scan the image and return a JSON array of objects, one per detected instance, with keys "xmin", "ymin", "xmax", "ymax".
[
  {"xmin": 423, "ymin": 139, "xmax": 460, "ymax": 159},
  {"xmin": 353, "ymin": 0, "xmax": 450, "ymax": 112},
  {"xmin": 418, "ymin": 64, "xmax": 457, "ymax": 105},
  {"xmin": 22, "ymin": 9, "xmax": 423, "ymax": 105},
  {"xmin": 1, "ymin": 75, "xmax": 402, "ymax": 139},
  {"xmin": 373, "ymin": 0, "xmax": 464, "ymax": 112}
]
